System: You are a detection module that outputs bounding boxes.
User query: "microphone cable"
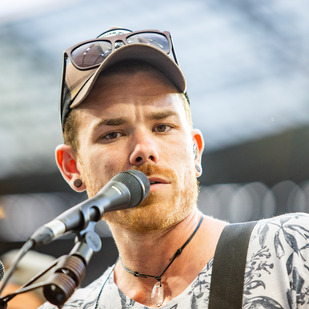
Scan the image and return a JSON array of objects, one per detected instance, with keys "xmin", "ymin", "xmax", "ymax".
[{"xmin": 0, "ymin": 239, "xmax": 34, "ymax": 295}]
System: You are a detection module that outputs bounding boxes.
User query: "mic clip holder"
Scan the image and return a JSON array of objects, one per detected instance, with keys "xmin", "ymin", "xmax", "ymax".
[{"xmin": 43, "ymin": 221, "xmax": 102, "ymax": 307}]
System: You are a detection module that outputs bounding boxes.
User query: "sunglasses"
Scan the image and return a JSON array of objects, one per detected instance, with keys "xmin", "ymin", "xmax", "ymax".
[{"xmin": 64, "ymin": 29, "xmax": 179, "ymax": 70}]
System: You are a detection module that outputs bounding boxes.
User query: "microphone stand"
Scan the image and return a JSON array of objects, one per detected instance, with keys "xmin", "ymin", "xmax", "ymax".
[
  {"xmin": 43, "ymin": 221, "xmax": 102, "ymax": 307},
  {"xmin": 0, "ymin": 222, "xmax": 102, "ymax": 309}
]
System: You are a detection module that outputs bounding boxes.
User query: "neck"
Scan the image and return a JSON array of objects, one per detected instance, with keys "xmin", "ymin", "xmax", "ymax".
[
  {"xmin": 119, "ymin": 215, "xmax": 204, "ymax": 284},
  {"xmin": 109, "ymin": 208, "xmax": 201, "ymax": 272},
  {"xmin": 106, "ymin": 208, "xmax": 227, "ymax": 307}
]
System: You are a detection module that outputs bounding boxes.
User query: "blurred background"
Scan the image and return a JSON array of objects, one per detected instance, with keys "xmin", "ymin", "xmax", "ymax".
[{"xmin": 1, "ymin": 0, "xmax": 309, "ymax": 299}]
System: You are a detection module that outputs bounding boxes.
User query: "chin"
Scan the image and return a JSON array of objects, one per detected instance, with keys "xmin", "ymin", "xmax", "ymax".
[{"xmin": 104, "ymin": 194, "xmax": 195, "ymax": 233}]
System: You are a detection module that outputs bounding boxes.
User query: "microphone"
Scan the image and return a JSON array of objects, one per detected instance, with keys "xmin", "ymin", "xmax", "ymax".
[
  {"xmin": 30, "ymin": 170, "xmax": 150, "ymax": 246},
  {"xmin": 0, "ymin": 260, "xmax": 4, "ymax": 282}
]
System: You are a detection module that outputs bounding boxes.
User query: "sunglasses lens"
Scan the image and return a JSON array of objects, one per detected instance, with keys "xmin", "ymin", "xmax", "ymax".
[
  {"xmin": 71, "ymin": 41, "xmax": 112, "ymax": 68},
  {"xmin": 127, "ymin": 32, "xmax": 170, "ymax": 53}
]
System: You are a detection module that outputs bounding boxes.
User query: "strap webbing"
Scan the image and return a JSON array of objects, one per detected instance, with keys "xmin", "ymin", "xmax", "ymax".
[{"xmin": 208, "ymin": 221, "xmax": 257, "ymax": 309}]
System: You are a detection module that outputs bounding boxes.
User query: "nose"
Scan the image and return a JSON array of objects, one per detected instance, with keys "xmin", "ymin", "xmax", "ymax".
[{"xmin": 129, "ymin": 132, "xmax": 159, "ymax": 166}]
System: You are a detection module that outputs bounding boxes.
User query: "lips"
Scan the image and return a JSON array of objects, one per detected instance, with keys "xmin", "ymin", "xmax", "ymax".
[{"xmin": 148, "ymin": 176, "xmax": 169, "ymax": 186}]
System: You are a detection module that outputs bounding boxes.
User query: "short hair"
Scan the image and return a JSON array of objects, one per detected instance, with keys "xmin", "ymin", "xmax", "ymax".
[{"xmin": 63, "ymin": 61, "xmax": 192, "ymax": 153}]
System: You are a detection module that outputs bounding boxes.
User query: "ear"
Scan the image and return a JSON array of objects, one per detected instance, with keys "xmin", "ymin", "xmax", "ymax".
[
  {"xmin": 55, "ymin": 144, "xmax": 86, "ymax": 192},
  {"xmin": 191, "ymin": 129, "xmax": 204, "ymax": 177}
]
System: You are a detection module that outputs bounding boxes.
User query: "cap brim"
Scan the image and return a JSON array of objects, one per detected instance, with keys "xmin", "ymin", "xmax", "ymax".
[{"xmin": 70, "ymin": 44, "xmax": 186, "ymax": 108}]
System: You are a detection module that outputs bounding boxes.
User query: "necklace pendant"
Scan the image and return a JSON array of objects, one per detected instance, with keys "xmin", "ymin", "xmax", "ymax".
[{"xmin": 151, "ymin": 281, "xmax": 164, "ymax": 307}]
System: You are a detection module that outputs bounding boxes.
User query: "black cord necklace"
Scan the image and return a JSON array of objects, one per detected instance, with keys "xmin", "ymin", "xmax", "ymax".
[{"xmin": 119, "ymin": 216, "xmax": 204, "ymax": 307}]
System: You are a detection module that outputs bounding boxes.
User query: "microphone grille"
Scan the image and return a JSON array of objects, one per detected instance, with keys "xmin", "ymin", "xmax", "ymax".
[{"xmin": 113, "ymin": 170, "xmax": 150, "ymax": 207}]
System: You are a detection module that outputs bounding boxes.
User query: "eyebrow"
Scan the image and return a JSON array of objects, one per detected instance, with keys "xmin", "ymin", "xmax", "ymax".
[
  {"xmin": 94, "ymin": 110, "xmax": 178, "ymax": 129},
  {"xmin": 95, "ymin": 117, "xmax": 128, "ymax": 129},
  {"xmin": 148, "ymin": 110, "xmax": 178, "ymax": 120}
]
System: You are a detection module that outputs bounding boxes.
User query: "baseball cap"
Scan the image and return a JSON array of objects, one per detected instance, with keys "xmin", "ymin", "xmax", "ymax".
[{"xmin": 60, "ymin": 28, "xmax": 187, "ymax": 130}]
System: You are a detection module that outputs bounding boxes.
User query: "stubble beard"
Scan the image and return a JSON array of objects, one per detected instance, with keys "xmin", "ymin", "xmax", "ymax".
[{"xmin": 82, "ymin": 163, "xmax": 199, "ymax": 233}]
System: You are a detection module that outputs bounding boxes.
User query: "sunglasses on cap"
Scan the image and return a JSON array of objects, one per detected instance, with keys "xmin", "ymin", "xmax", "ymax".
[
  {"xmin": 60, "ymin": 28, "xmax": 187, "ymax": 131},
  {"xmin": 65, "ymin": 28, "xmax": 179, "ymax": 70}
]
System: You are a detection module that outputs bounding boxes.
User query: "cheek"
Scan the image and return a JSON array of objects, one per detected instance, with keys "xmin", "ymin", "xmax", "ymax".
[
  {"xmin": 175, "ymin": 137, "xmax": 194, "ymax": 162},
  {"xmin": 166, "ymin": 141, "xmax": 194, "ymax": 179},
  {"xmin": 78, "ymin": 149, "xmax": 113, "ymax": 183},
  {"xmin": 88, "ymin": 156, "xmax": 117, "ymax": 180},
  {"xmin": 81, "ymin": 145, "xmax": 132, "ymax": 188}
]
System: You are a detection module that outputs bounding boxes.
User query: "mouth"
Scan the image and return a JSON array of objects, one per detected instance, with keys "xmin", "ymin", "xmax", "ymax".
[
  {"xmin": 148, "ymin": 177, "xmax": 170, "ymax": 187},
  {"xmin": 150, "ymin": 180, "xmax": 162, "ymax": 185}
]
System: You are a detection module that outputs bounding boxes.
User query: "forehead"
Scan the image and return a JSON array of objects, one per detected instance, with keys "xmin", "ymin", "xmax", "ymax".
[{"xmin": 79, "ymin": 68, "xmax": 183, "ymax": 111}]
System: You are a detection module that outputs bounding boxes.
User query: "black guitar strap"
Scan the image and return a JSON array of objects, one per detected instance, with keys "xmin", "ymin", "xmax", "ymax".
[{"xmin": 208, "ymin": 221, "xmax": 257, "ymax": 309}]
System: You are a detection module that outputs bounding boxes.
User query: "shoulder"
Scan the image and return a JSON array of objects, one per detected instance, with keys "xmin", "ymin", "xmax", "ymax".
[
  {"xmin": 252, "ymin": 212, "xmax": 309, "ymax": 247},
  {"xmin": 257, "ymin": 212, "xmax": 309, "ymax": 227},
  {"xmin": 249, "ymin": 212, "xmax": 309, "ymax": 254},
  {"xmin": 246, "ymin": 212, "xmax": 309, "ymax": 275}
]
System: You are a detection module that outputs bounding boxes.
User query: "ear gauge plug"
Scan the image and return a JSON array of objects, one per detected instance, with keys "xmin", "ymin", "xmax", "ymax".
[
  {"xmin": 195, "ymin": 164, "xmax": 202, "ymax": 176},
  {"xmin": 74, "ymin": 179, "xmax": 83, "ymax": 188}
]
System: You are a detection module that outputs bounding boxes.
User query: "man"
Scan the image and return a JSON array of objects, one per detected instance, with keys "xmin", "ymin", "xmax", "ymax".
[{"xmin": 40, "ymin": 28, "xmax": 309, "ymax": 308}]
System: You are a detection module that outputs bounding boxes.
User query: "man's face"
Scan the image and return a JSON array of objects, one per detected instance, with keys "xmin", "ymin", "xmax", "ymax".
[{"xmin": 72, "ymin": 68, "xmax": 200, "ymax": 232}]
